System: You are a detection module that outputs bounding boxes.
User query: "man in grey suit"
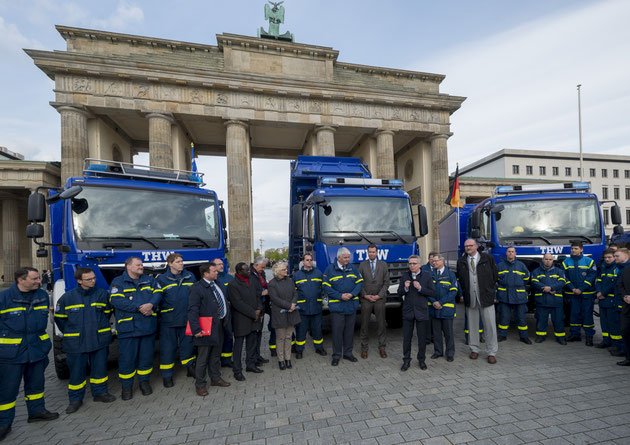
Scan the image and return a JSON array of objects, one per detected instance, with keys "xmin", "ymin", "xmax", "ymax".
[{"xmin": 358, "ymin": 245, "xmax": 390, "ymax": 358}]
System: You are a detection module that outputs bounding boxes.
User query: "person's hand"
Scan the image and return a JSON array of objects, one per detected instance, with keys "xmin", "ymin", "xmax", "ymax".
[
  {"xmin": 139, "ymin": 303, "xmax": 153, "ymax": 316},
  {"xmin": 194, "ymin": 331, "xmax": 204, "ymax": 338},
  {"xmin": 341, "ymin": 293, "xmax": 352, "ymax": 301},
  {"xmin": 432, "ymin": 301, "xmax": 442, "ymax": 309},
  {"xmin": 542, "ymin": 286, "xmax": 552, "ymax": 293},
  {"xmin": 262, "ymin": 289, "xmax": 268, "ymax": 296},
  {"xmin": 597, "ymin": 292, "xmax": 604, "ymax": 300},
  {"xmin": 289, "ymin": 303, "xmax": 296, "ymax": 312},
  {"xmin": 254, "ymin": 309, "xmax": 262, "ymax": 321},
  {"xmin": 413, "ymin": 281, "xmax": 421, "ymax": 290},
  {"xmin": 404, "ymin": 280, "xmax": 411, "ymax": 289},
  {"xmin": 573, "ymin": 289, "xmax": 582, "ymax": 295}
]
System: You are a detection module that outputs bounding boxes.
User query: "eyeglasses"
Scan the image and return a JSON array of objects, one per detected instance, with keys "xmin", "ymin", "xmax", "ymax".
[
  {"xmin": 81, "ymin": 277, "xmax": 96, "ymax": 281},
  {"xmin": 408, "ymin": 262, "xmax": 419, "ymax": 265},
  {"xmin": 304, "ymin": 258, "xmax": 313, "ymax": 261}
]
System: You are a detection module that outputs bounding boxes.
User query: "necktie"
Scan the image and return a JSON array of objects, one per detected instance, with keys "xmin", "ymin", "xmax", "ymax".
[
  {"xmin": 470, "ymin": 257, "xmax": 476, "ymax": 273},
  {"xmin": 371, "ymin": 261, "xmax": 376, "ymax": 277},
  {"xmin": 211, "ymin": 283, "xmax": 226, "ymax": 319}
]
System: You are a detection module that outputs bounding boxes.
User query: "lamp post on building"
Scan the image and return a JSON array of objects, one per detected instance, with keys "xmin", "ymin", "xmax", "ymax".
[{"xmin": 577, "ymin": 84, "xmax": 584, "ymax": 181}]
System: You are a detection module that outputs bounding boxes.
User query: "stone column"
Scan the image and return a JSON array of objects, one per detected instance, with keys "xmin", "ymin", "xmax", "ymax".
[
  {"xmin": 147, "ymin": 113, "xmax": 174, "ymax": 169},
  {"xmin": 375, "ymin": 130, "xmax": 395, "ymax": 179},
  {"xmin": 314, "ymin": 125, "xmax": 336, "ymax": 157},
  {"xmin": 225, "ymin": 120, "xmax": 253, "ymax": 271},
  {"xmin": 58, "ymin": 106, "xmax": 90, "ymax": 183},
  {"xmin": 430, "ymin": 133, "xmax": 451, "ymax": 251},
  {"xmin": 2, "ymin": 199, "xmax": 20, "ymax": 285}
]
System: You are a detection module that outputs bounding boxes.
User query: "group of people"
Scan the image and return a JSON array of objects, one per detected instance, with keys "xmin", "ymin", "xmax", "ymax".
[{"xmin": 2, "ymin": 241, "xmax": 630, "ymax": 442}]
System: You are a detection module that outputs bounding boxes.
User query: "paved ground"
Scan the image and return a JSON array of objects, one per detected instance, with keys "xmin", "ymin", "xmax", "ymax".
[{"xmin": 6, "ymin": 305, "xmax": 630, "ymax": 445}]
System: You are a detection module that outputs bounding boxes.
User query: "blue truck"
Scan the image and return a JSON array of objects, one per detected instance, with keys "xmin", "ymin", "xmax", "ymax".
[
  {"xmin": 439, "ymin": 182, "xmax": 624, "ymax": 272},
  {"xmin": 26, "ymin": 158, "xmax": 228, "ymax": 378},
  {"xmin": 288, "ymin": 155, "xmax": 428, "ymax": 327}
]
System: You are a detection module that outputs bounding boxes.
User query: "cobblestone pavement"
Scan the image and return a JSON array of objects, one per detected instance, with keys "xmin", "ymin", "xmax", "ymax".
[{"xmin": 5, "ymin": 305, "xmax": 630, "ymax": 445}]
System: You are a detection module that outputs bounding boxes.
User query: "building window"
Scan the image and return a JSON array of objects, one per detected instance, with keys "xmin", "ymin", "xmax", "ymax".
[
  {"xmin": 565, "ymin": 167, "xmax": 572, "ymax": 176},
  {"xmin": 627, "ymin": 209, "xmax": 630, "ymax": 225},
  {"xmin": 512, "ymin": 165, "xmax": 520, "ymax": 174},
  {"xmin": 603, "ymin": 209, "xmax": 609, "ymax": 225},
  {"xmin": 614, "ymin": 188, "xmax": 620, "ymax": 200},
  {"xmin": 602, "ymin": 187, "xmax": 608, "ymax": 199},
  {"xmin": 590, "ymin": 168, "xmax": 596, "ymax": 177},
  {"xmin": 613, "ymin": 169, "xmax": 619, "ymax": 178},
  {"xmin": 626, "ymin": 187, "xmax": 630, "ymax": 200},
  {"xmin": 577, "ymin": 168, "xmax": 581, "ymax": 177},
  {"xmin": 552, "ymin": 167, "xmax": 559, "ymax": 176},
  {"xmin": 539, "ymin": 166, "xmax": 546, "ymax": 176},
  {"xmin": 625, "ymin": 169, "xmax": 630, "ymax": 178},
  {"xmin": 526, "ymin": 165, "xmax": 533, "ymax": 175},
  {"xmin": 602, "ymin": 168, "xmax": 608, "ymax": 178}
]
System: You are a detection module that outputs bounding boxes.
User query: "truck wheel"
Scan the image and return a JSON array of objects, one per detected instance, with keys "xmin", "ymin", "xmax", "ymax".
[
  {"xmin": 53, "ymin": 335, "xmax": 70, "ymax": 380},
  {"xmin": 386, "ymin": 307, "xmax": 403, "ymax": 329}
]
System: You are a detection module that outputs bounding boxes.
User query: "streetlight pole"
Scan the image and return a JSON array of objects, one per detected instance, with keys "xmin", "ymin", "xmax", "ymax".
[{"xmin": 577, "ymin": 84, "xmax": 584, "ymax": 181}]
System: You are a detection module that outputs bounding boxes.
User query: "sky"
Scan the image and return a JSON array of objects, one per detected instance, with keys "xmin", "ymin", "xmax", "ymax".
[{"xmin": 1, "ymin": 0, "xmax": 629, "ymax": 249}]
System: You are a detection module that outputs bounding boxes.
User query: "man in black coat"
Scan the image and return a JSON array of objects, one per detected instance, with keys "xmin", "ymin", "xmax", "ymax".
[
  {"xmin": 228, "ymin": 262, "xmax": 264, "ymax": 381},
  {"xmin": 398, "ymin": 255, "xmax": 435, "ymax": 371},
  {"xmin": 188, "ymin": 262, "xmax": 230, "ymax": 396},
  {"xmin": 456, "ymin": 239, "xmax": 499, "ymax": 364},
  {"xmin": 616, "ymin": 249, "xmax": 630, "ymax": 366}
]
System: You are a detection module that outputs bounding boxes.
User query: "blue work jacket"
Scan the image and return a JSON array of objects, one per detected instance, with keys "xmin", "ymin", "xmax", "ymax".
[
  {"xmin": 596, "ymin": 262, "xmax": 619, "ymax": 309},
  {"xmin": 293, "ymin": 267, "xmax": 324, "ymax": 315},
  {"xmin": 428, "ymin": 268, "xmax": 457, "ymax": 319},
  {"xmin": 562, "ymin": 255, "xmax": 596, "ymax": 298},
  {"xmin": 54, "ymin": 285, "xmax": 112, "ymax": 353},
  {"xmin": 0, "ymin": 284, "xmax": 52, "ymax": 364},
  {"xmin": 531, "ymin": 264, "xmax": 566, "ymax": 307},
  {"xmin": 496, "ymin": 259, "xmax": 530, "ymax": 304},
  {"xmin": 216, "ymin": 271, "xmax": 234, "ymax": 296},
  {"xmin": 109, "ymin": 272, "xmax": 160, "ymax": 338},
  {"xmin": 323, "ymin": 262, "xmax": 363, "ymax": 315},
  {"xmin": 156, "ymin": 270, "xmax": 195, "ymax": 327}
]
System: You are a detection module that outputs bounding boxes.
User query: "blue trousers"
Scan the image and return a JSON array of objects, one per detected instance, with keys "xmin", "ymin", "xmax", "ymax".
[
  {"xmin": 600, "ymin": 307, "xmax": 623, "ymax": 348},
  {"xmin": 221, "ymin": 320, "xmax": 234, "ymax": 365},
  {"xmin": 295, "ymin": 313, "xmax": 324, "ymax": 352},
  {"xmin": 498, "ymin": 302, "xmax": 528, "ymax": 338},
  {"xmin": 464, "ymin": 311, "xmax": 484, "ymax": 339},
  {"xmin": 569, "ymin": 297, "xmax": 595, "ymax": 338},
  {"xmin": 535, "ymin": 306, "xmax": 565, "ymax": 338},
  {"xmin": 0, "ymin": 358, "xmax": 48, "ymax": 426},
  {"xmin": 159, "ymin": 325, "xmax": 195, "ymax": 377},
  {"xmin": 118, "ymin": 334, "xmax": 155, "ymax": 387},
  {"xmin": 330, "ymin": 312, "xmax": 356, "ymax": 359},
  {"xmin": 67, "ymin": 347, "xmax": 109, "ymax": 402}
]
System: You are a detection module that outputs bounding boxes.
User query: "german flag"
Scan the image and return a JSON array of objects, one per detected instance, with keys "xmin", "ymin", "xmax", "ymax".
[{"xmin": 445, "ymin": 164, "xmax": 463, "ymax": 208}]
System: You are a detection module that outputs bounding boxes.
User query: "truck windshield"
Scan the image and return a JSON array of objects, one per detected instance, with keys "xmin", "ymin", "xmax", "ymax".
[
  {"xmin": 318, "ymin": 197, "xmax": 413, "ymax": 238},
  {"xmin": 72, "ymin": 186, "xmax": 220, "ymax": 246},
  {"xmin": 495, "ymin": 198, "xmax": 601, "ymax": 244}
]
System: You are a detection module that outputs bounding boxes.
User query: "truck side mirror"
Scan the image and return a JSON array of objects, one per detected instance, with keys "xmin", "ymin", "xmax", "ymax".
[
  {"xmin": 611, "ymin": 205, "xmax": 622, "ymax": 225},
  {"xmin": 471, "ymin": 210, "xmax": 481, "ymax": 230},
  {"xmin": 490, "ymin": 204, "xmax": 504, "ymax": 214},
  {"xmin": 220, "ymin": 206, "xmax": 227, "ymax": 230},
  {"xmin": 26, "ymin": 223, "xmax": 44, "ymax": 239},
  {"xmin": 59, "ymin": 185, "xmax": 83, "ymax": 200},
  {"xmin": 292, "ymin": 204, "xmax": 303, "ymax": 238},
  {"xmin": 471, "ymin": 228, "xmax": 481, "ymax": 239},
  {"xmin": 27, "ymin": 192, "xmax": 47, "ymax": 222},
  {"xmin": 223, "ymin": 229, "xmax": 228, "ymax": 243},
  {"xmin": 416, "ymin": 205, "xmax": 428, "ymax": 237},
  {"xmin": 613, "ymin": 225, "xmax": 624, "ymax": 235}
]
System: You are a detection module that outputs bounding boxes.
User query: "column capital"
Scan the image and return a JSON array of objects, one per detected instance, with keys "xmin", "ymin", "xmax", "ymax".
[
  {"xmin": 224, "ymin": 119, "xmax": 249, "ymax": 130},
  {"xmin": 313, "ymin": 125, "xmax": 337, "ymax": 134},
  {"xmin": 428, "ymin": 132, "xmax": 453, "ymax": 142},
  {"xmin": 51, "ymin": 103, "xmax": 93, "ymax": 119},
  {"xmin": 145, "ymin": 112, "xmax": 175, "ymax": 124},
  {"xmin": 374, "ymin": 129, "xmax": 396, "ymax": 137}
]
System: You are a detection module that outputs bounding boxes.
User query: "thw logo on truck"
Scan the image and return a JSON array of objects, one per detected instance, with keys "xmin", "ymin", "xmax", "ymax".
[
  {"xmin": 539, "ymin": 246, "xmax": 564, "ymax": 255},
  {"xmin": 141, "ymin": 251, "xmax": 175, "ymax": 262},
  {"xmin": 355, "ymin": 249, "xmax": 389, "ymax": 261}
]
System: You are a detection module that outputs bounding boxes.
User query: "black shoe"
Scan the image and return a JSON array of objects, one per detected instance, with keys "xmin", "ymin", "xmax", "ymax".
[
  {"xmin": 331, "ymin": 358, "xmax": 339, "ymax": 366},
  {"xmin": 464, "ymin": 338, "xmax": 469, "ymax": 345},
  {"xmin": 430, "ymin": 353, "xmax": 442, "ymax": 359},
  {"xmin": 419, "ymin": 361, "xmax": 427, "ymax": 370},
  {"xmin": 535, "ymin": 336, "xmax": 545, "ymax": 344},
  {"xmin": 256, "ymin": 357, "xmax": 269, "ymax": 365},
  {"xmin": 296, "ymin": 352, "xmax": 303, "ymax": 359},
  {"xmin": 139, "ymin": 381, "xmax": 152, "ymax": 396},
  {"xmin": 27, "ymin": 410, "xmax": 59, "ymax": 423},
  {"xmin": 270, "ymin": 349, "xmax": 277, "ymax": 357},
  {"xmin": 93, "ymin": 393, "xmax": 116, "ymax": 403},
  {"xmin": 234, "ymin": 373, "xmax": 246, "ymax": 381},
  {"xmin": 0, "ymin": 425, "xmax": 10, "ymax": 441},
  {"xmin": 65, "ymin": 401, "xmax": 82, "ymax": 414},
  {"xmin": 221, "ymin": 361, "xmax": 234, "ymax": 368},
  {"xmin": 187, "ymin": 364, "xmax": 196, "ymax": 377},
  {"xmin": 610, "ymin": 349, "xmax": 626, "ymax": 357},
  {"xmin": 121, "ymin": 387, "xmax": 133, "ymax": 401},
  {"xmin": 556, "ymin": 338, "xmax": 567, "ymax": 345},
  {"xmin": 446, "ymin": 356, "xmax": 454, "ymax": 362},
  {"xmin": 285, "ymin": 360, "xmax": 292, "ymax": 369},
  {"xmin": 279, "ymin": 361, "xmax": 286, "ymax": 370},
  {"xmin": 616, "ymin": 359, "xmax": 630, "ymax": 366},
  {"xmin": 401, "ymin": 361, "xmax": 410, "ymax": 371},
  {"xmin": 520, "ymin": 338, "xmax": 532, "ymax": 345},
  {"xmin": 163, "ymin": 377, "xmax": 174, "ymax": 388},
  {"xmin": 315, "ymin": 348, "xmax": 327, "ymax": 356},
  {"xmin": 246, "ymin": 366, "xmax": 264, "ymax": 373},
  {"xmin": 595, "ymin": 342, "xmax": 611, "ymax": 349},
  {"xmin": 585, "ymin": 337, "xmax": 593, "ymax": 347},
  {"xmin": 497, "ymin": 336, "xmax": 507, "ymax": 343},
  {"xmin": 566, "ymin": 335, "xmax": 581, "ymax": 342},
  {"xmin": 343, "ymin": 355, "xmax": 358, "ymax": 362}
]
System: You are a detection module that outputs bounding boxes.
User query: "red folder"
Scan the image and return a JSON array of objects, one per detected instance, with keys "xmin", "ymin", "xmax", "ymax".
[{"xmin": 185, "ymin": 317, "xmax": 213, "ymax": 336}]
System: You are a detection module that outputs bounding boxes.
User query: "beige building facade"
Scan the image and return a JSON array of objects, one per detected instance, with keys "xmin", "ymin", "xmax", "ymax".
[{"xmin": 26, "ymin": 26, "xmax": 465, "ymax": 268}]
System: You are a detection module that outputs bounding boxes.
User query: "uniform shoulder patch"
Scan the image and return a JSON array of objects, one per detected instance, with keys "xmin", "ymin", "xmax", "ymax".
[{"xmin": 110, "ymin": 287, "xmax": 118, "ymax": 294}]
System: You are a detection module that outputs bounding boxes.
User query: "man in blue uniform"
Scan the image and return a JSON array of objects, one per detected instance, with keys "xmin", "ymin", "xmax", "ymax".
[
  {"xmin": 55, "ymin": 267, "xmax": 116, "ymax": 414},
  {"xmin": 496, "ymin": 247, "xmax": 531, "ymax": 344},
  {"xmin": 563, "ymin": 242, "xmax": 597, "ymax": 345},
  {"xmin": 215, "ymin": 258, "xmax": 235, "ymax": 368},
  {"xmin": 156, "ymin": 253, "xmax": 196, "ymax": 388},
  {"xmin": 294, "ymin": 253, "xmax": 327, "ymax": 359},
  {"xmin": 429, "ymin": 255, "xmax": 457, "ymax": 361},
  {"xmin": 531, "ymin": 253, "xmax": 567, "ymax": 344},
  {"xmin": 595, "ymin": 249, "xmax": 619, "ymax": 349},
  {"xmin": 0, "ymin": 267, "xmax": 58, "ymax": 442},
  {"xmin": 110, "ymin": 257, "xmax": 161, "ymax": 400},
  {"xmin": 323, "ymin": 247, "xmax": 363, "ymax": 366}
]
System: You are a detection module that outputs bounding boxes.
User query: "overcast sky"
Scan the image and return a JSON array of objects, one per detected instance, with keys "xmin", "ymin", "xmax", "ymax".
[{"xmin": 2, "ymin": 0, "xmax": 628, "ymax": 249}]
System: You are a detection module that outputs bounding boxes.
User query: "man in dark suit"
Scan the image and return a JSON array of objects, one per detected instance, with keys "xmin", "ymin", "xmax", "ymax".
[
  {"xmin": 358, "ymin": 245, "xmax": 390, "ymax": 358},
  {"xmin": 188, "ymin": 262, "xmax": 230, "ymax": 396},
  {"xmin": 398, "ymin": 255, "xmax": 435, "ymax": 371},
  {"xmin": 456, "ymin": 239, "xmax": 499, "ymax": 364}
]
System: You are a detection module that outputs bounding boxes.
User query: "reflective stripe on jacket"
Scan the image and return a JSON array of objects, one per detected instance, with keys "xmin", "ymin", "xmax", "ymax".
[
  {"xmin": 595, "ymin": 262, "xmax": 618, "ymax": 309},
  {"xmin": 562, "ymin": 255, "xmax": 596, "ymax": 297},
  {"xmin": 323, "ymin": 262, "xmax": 363, "ymax": 315},
  {"xmin": 293, "ymin": 267, "xmax": 324, "ymax": 315},
  {"xmin": 531, "ymin": 265, "xmax": 566, "ymax": 307},
  {"xmin": 428, "ymin": 268, "xmax": 457, "ymax": 319},
  {"xmin": 496, "ymin": 259, "xmax": 530, "ymax": 304},
  {"xmin": 109, "ymin": 272, "xmax": 160, "ymax": 338},
  {"xmin": 156, "ymin": 270, "xmax": 195, "ymax": 327}
]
